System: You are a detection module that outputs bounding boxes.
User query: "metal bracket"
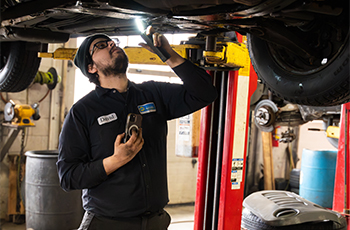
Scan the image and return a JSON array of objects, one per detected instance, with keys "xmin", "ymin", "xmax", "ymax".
[{"xmin": 0, "ymin": 126, "xmax": 23, "ymax": 162}]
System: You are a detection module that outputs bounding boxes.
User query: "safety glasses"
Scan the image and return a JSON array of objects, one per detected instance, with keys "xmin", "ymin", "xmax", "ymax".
[{"xmin": 90, "ymin": 38, "xmax": 120, "ymax": 56}]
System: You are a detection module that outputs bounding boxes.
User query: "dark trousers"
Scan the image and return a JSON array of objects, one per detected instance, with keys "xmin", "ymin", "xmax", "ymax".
[{"xmin": 78, "ymin": 209, "xmax": 171, "ymax": 230}]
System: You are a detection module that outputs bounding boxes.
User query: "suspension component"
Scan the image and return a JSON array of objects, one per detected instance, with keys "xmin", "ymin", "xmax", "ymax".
[{"xmin": 254, "ymin": 99, "xmax": 278, "ymax": 132}]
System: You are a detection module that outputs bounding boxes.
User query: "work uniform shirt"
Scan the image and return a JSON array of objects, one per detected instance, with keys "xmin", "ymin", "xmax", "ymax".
[{"xmin": 57, "ymin": 60, "xmax": 217, "ymax": 218}]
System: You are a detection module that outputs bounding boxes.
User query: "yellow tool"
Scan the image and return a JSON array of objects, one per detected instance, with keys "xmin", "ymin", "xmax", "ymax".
[
  {"xmin": 33, "ymin": 67, "xmax": 61, "ymax": 90},
  {"xmin": 3, "ymin": 100, "xmax": 40, "ymax": 127}
]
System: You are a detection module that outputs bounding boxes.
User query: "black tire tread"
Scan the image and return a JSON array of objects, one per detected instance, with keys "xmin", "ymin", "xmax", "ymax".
[{"xmin": 0, "ymin": 42, "xmax": 42, "ymax": 92}]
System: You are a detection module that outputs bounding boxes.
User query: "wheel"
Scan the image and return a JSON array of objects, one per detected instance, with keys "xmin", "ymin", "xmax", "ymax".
[
  {"xmin": 241, "ymin": 208, "xmax": 343, "ymax": 230},
  {"xmin": 0, "ymin": 41, "xmax": 43, "ymax": 92},
  {"xmin": 247, "ymin": 9, "xmax": 349, "ymax": 106}
]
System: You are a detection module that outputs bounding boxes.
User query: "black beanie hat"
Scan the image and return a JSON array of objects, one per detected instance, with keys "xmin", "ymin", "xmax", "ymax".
[{"xmin": 74, "ymin": 33, "xmax": 110, "ymax": 77}]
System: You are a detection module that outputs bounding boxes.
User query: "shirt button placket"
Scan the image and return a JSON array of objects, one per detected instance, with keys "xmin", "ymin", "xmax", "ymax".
[{"xmin": 142, "ymin": 164, "xmax": 149, "ymax": 190}]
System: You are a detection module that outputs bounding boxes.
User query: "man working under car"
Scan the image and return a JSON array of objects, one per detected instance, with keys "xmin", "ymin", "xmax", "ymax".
[{"xmin": 57, "ymin": 31, "xmax": 217, "ymax": 230}]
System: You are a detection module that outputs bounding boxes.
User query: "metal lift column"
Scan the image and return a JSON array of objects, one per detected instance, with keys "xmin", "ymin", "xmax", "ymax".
[
  {"xmin": 194, "ymin": 33, "xmax": 258, "ymax": 230},
  {"xmin": 332, "ymin": 102, "xmax": 350, "ymax": 228}
]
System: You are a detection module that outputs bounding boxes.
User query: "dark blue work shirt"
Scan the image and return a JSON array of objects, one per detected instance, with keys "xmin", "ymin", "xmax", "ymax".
[{"xmin": 57, "ymin": 60, "xmax": 217, "ymax": 218}]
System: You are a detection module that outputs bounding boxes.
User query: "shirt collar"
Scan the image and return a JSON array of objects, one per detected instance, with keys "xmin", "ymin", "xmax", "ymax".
[{"xmin": 95, "ymin": 80, "xmax": 133, "ymax": 98}]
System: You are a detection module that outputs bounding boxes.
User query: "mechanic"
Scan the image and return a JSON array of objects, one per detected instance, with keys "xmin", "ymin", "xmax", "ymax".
[{"xmin": 57, "ymin": 32, "xmax": 217, "ymax": 230}]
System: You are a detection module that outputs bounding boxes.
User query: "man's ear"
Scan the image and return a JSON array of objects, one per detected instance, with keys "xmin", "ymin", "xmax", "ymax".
[{"xmin": 88, "ymin": 63, "xmax": 97, "ymax": 74}]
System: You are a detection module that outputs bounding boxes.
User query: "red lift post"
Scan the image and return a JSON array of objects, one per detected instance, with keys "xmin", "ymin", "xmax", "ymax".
[
  {"xmin": 333, "ymin": 102, "xmax": 350, "ymax": 228},
  {"xmin": 194, "ymin": 34, "xmax": 258, "ymax": 230},
  {"xmin": 218, "ymin": 64, "xmax": 257, "ymax": 229}
]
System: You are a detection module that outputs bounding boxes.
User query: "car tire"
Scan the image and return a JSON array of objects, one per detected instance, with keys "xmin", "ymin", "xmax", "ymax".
[
  {"xmin": 247, "ymin": 34, "xmax": 350, "ymax": 106},
  {"xmin": 0, "ymin": 41, "xmax": 43, "ymax": 92}
]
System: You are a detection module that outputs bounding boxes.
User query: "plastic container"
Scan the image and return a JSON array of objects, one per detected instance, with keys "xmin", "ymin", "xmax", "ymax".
[
  {"xmin": 25, "ymin": 150, "xmax": 82, "ymax": 230},
  {"xmin": 300, "ymin": 149, "xmax": 337, "ymax": 208}
]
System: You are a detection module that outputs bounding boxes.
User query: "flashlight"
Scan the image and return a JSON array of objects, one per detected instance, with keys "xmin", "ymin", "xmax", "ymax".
[{"xmin": 136, "ymin": 19, "xmax": 170, "ymax": 62}]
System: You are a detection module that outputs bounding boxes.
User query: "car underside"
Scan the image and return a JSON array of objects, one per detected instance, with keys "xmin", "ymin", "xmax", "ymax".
[{"xmin": 0, "ymin": 0, "xmax": 349, "ymax": 107}]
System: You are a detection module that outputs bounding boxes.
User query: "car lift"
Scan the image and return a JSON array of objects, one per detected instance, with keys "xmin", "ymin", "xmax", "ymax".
[{"xmin": 39, "ymin": 34, "xmax": 257, "ymax": 230}]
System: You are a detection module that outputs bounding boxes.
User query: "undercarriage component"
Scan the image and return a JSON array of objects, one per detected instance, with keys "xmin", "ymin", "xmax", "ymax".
[
  {"xmin": 233, "ymin": 0, "xmax": 262, "ymax": 6},
  {"xmin": 279, "ymin": 128, "xmax": 296, "ymax": 143},
  {"xmin": 0, "ymin": 27, "xmax": 70, "ymax": 43},
  {"xmin": 254, "ymin": 99, "xmax": 278, "ymax": 132},
  {"xmin": 0, "ymin": 0, "xmax": 75, "ymax": 21},
  {"xmin": 233, "ymin": 0, "xmax": 298, "ymax": 17}
]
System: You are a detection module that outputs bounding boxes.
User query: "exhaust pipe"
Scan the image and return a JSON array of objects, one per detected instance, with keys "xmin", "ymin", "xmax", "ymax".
[{"xmin": 0, "ymin": 27, "xmax": 70, "ymax": 43}]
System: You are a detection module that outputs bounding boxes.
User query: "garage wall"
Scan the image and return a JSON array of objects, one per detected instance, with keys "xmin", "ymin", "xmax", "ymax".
[
  {"xmin": 0, "ymin": 40, "xmax": 76, "ymax": 220},
  {"xmin": 297, "ymin": 120, "xmax": 337, "ymax": 168},
  {"xmin": 167, "ymin": 119, "xmax": 198, "ymax": 204}
]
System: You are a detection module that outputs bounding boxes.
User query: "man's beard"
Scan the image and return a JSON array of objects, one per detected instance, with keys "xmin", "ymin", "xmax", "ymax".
[{"xmin": 97, "ymin": 51, "xmax": 129, "ymax": 76}]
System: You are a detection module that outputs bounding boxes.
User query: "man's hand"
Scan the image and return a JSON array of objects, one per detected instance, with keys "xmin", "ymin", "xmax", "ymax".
[
  {"xmin": 114, "ymin": 128, "xmax": 144, "ymax": 164},
  {"xmin": 138, "ymin": 26, "xmax": 185, "ymax": 68},
  {"xmin": 103, "ymin": 129, "xmax": 144, "ymax": 175}
]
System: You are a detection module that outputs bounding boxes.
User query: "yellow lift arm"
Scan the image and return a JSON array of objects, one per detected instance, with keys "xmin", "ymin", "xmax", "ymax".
[
  {"xmin": 38, "ymin": 48, "xmax": 78, "ymax": 60},
  {"xmin": 38, "ymin": 41, "xmax": 249, "ymax": 68}
]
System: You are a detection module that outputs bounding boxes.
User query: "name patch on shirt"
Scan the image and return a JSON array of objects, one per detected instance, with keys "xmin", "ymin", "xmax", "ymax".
[
  {"xmin": 97, "ymin": 113, "xmax": 117, "ymax": 125},
  {"xmin": 138, "ymin": 102, "xmax": 156, "ymax": 115}
]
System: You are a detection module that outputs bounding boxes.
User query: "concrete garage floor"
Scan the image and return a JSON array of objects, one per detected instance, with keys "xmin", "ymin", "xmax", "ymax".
[{"xmin": 0, "ymin": 204, "xmax": 195, "ymax": 230}]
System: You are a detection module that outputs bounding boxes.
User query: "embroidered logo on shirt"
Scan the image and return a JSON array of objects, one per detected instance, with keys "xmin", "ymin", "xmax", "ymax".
[
  {"xmin": 97, "ymin": 113, "xmax": 117, "ymax": 125},
  {"xmin": 138, "ymin": 102, "xmax": 156, "ymax": 115}
]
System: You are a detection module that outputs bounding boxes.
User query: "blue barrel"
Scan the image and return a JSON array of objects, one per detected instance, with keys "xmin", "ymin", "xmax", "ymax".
[{"xmin": 300, "ymin": 149, "xmax": 337, "ymax": 208}]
